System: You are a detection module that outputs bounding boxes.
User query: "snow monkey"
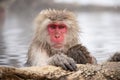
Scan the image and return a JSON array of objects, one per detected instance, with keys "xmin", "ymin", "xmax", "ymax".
[
  {"xmin": 108, "ymin": 52, "xmax": 120, "ymax": 62},
  {"xmin": 25, "ymin": 9, "xmax": 97, "ymax": 71}
]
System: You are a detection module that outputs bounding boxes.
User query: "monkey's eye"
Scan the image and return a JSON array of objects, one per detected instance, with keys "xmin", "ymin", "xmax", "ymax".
[
  {"xmin": 58, "ymin": 24, "xmax": 66, "ymax": 29},
  {"xmin": 59, "ymin": 25, "xmax": 65, "ymax": 29},
  {"xmin": 49, "ymin": 25, "xmax": 56, "ymax": 29}
]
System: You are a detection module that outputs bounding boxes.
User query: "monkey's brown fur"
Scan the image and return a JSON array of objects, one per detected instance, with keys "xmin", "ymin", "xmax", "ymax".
[
  {"xmin": 108, "ymin": 52, "xmax": 120, "ymax": 62},
  {"xmin": 67, "ymin": 44, "xmax": 96, "ymax": 64},
  {"xmin": 26, "ymin": 9, "xmax": 96, "ymax": 70}
]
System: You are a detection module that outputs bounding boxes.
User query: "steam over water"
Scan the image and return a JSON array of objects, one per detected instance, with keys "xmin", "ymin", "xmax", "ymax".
[{"xmin": 0, "ymin": 11, "xmax": 120, "ymax": 67}]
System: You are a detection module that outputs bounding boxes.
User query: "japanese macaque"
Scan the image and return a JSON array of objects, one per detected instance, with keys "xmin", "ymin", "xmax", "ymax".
[
  {"xmin": 108, "ymin": 52, "xmax": 120, "ymax": 62},
  {"xmin": 25, "ymin": 9, "xmax": 97, "ymax": 71}
]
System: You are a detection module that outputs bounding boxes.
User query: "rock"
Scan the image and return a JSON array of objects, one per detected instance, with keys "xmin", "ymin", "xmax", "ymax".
[{"xmin": 0, "ymin": 62, "xmax": 120, "ymax": 80}]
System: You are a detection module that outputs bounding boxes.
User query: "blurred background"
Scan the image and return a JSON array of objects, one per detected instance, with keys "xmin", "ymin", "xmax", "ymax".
[{"xmin": 0, "ymin": 0, "xmax": 120, "ymax": 67}]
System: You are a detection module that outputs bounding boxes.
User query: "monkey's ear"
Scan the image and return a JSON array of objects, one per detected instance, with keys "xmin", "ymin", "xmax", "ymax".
[{"xmin": 108, "ymin": 52, "xmax": 120, "ymax": 62}]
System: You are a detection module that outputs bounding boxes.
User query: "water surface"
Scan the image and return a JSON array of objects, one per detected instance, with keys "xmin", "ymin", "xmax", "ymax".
[{"xmin": 0, "ymin": 11, "xmax": 120, "ymax": 67}]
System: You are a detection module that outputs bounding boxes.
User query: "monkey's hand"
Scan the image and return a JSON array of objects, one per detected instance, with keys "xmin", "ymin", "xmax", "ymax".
[
  {"xmin": 67, "ymin": 44, "xmax": 97, "ymax": 64},
  {"xmin": 48, "ymin": 53, "xmax": 77, "ymax": 71}
]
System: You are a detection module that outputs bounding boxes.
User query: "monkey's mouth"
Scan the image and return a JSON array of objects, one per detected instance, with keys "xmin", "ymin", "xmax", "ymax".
[{"xmin": 52, "ymin": 43, "xmax": 64, "ymax": 49}]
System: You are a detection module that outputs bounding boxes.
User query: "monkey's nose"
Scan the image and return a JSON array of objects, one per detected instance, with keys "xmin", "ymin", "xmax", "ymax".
[{"xmin": 55, "ymin": 35, "xmax": 60, "ymax": 38}]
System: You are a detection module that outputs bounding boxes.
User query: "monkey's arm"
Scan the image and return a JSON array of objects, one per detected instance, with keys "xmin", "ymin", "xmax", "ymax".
[
  {"xmin": 48, "ymin": 53, "xmax": 77, "ymax": 71},
  {"xmin": 108, "ymin": 52, "xmax": 120, "ymax": 62},
  {"xmin": 67, "ymin": 44, "xmax": 97, "ymax": 64}
]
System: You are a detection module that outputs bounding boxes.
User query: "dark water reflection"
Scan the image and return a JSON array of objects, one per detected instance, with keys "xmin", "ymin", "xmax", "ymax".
[
  {"xmin": 0, "ymin": 24, "xmax": 6, "ymax": 65},
  {"xmin": 0, "ymin": 11, "xmax": 120, "ymax": 67}
]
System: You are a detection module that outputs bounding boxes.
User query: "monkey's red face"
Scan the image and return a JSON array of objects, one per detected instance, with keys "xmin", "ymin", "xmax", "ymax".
[{"xmin": 47, "ymin": 22, "xmax": 67, "ymax": 48}]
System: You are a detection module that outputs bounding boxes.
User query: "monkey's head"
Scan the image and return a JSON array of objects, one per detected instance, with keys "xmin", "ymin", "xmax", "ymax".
[{"xmin": 34, "ymin": 9, "xmax": 80, "ymax": 50}]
